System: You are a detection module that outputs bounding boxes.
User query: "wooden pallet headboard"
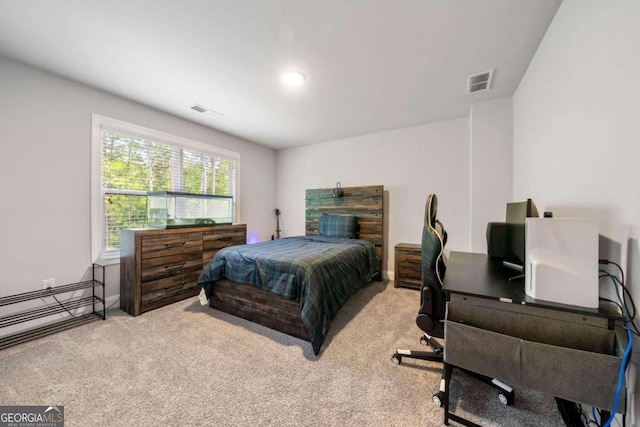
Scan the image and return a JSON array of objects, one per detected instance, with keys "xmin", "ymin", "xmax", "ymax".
[{"xmin": 305, "ymin": 185, "xmax": 384, "ymax": 268}]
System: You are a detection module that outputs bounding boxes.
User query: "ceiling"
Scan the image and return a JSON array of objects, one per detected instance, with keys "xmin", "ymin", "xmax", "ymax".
[{"xmin": 0, "ymin": 0, "xmax": 561, "ymax": 150}]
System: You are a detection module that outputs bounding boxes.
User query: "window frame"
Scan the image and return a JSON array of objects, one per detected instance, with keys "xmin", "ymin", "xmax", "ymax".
[{"xmin": 91, "ymin": 114, "xmax": 241, "ymax": 265}]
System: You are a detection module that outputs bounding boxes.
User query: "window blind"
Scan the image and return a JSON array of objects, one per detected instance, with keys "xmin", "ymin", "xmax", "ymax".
[{"xmin": 100, "ymin": 129, "xmax": 237, "ymax": 256}]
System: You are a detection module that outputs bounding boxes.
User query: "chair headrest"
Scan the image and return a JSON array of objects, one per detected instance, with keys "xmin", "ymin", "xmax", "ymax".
[{"xmin": 425, "ymin": 194, "xmax": 438, "ymax": 230}]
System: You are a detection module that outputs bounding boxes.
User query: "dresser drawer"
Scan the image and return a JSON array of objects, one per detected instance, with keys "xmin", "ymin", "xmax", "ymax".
[
  {"xmin": 141, "ymin": 232, "xmax": 202, "ymax": 259},
  {"xmin": 203, "ymin": 225, "xmax": 247, "ymax": 265},
  {"xmin": 140, "ymin": 252, "xmax": 202, "ymax": 282},
  {"xmin": 141, "ymin": 270, "xmax": 201, "ymax": 306}
]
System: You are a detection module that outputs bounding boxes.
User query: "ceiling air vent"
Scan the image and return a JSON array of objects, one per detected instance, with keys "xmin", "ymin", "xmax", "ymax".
[
  {"xmin": 189, "ymin": 103, "xmax": 223, "ymax": 119},
  {"xmin": 467, "ymin": 69, "xmax": 494, "ymax": 93}
]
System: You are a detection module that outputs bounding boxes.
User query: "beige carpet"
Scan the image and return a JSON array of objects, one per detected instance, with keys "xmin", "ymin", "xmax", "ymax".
[{"xmin": 0, "ymin": 280, "xmax": 564, "ymax": 426}]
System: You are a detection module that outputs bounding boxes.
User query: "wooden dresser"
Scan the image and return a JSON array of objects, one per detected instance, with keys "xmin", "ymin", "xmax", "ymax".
[
  {"xmin": 394, "ymin": 243, "xmax": 422, "ymax": 289},
  {"xmin": 120, "ymin": 224, "xmax": 246, "ymax": 316}
]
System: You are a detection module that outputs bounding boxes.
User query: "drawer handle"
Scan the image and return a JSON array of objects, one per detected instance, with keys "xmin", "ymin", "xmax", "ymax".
[
  {"xmin": 165, "ymin": 283, "xmax": 185, "ymax": 293},
  {"xmin": 164, "ymin": 261, "xmax": 186, "ymax": 270},
  {"xmin": 406, "ymin": 259, "xmax": 421, "ymax": 264},
  {"xmin": 217, "ymin": 236, "xmax": 233, "ymax": 241},
  {"xmin": 164, "ymin": 241, "xmax": 186, "ymax": 249}
]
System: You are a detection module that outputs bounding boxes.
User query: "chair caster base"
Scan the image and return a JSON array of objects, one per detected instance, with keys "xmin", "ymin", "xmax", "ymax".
[
  {"xmin": 498, "ymin": 390, "xmax": 515, "ymax": 405},
  {"xmin": 433, "ymin": 391, "xmax": 444, "ymax": 407}
]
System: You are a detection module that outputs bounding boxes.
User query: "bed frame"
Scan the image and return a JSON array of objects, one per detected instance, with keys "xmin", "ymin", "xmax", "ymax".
[{"xmin": 209, "ymin": 185, "xmax": 384, "ymax": 342}]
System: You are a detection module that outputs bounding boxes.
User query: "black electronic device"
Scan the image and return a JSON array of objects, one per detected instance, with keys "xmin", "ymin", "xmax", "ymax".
[
  {"xmin": 271, "ymin": 208, "xmax": 282, "ymax": 240},
  {"xmin": 486, "ymin": 198, "xmax": 539, "ymax": 277},
  {"xmin": 505, "ymin": 198, "xmax": 539, "ymax": 266},
  {"xmin": 274, "ymin": 208, "xmax": 281, "ymax": 239}
]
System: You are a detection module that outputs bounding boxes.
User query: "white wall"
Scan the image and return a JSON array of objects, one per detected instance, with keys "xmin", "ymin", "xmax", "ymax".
[
  {"xmin": 276, "ymin": 118, "xmax": 470, "ymax": 278},
  {"xmin": 469, "ymin": 98, "xmax": 513, "ymax": 253},
  {"xmin": 0, "ymin": 56, "xmax": 277, "ymax": 300},
  {"xmin": 514, "ymin": 0, "xmax": 640, "ymax": 423}
]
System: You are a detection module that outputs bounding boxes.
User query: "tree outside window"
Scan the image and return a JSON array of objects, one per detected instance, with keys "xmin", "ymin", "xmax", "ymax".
[{"xmin": 96, "ymin": 124, "xmax": 237, "ymax": 260}]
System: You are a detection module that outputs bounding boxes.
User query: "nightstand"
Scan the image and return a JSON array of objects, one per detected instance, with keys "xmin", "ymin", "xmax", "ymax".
[{"xmin": 394, "ymin": 243, "xmax": 421, "ymax": 289}]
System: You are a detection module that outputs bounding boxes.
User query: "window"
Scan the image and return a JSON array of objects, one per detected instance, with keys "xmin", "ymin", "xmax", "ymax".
[{"xmin": 91, "ymin": 115, "xmax": 240, "ymax": 263}]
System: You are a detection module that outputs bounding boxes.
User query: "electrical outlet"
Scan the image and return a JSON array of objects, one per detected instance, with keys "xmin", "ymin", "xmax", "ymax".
[{"xmin": 42, "ymin": 278, "xmax": 55, "ymax": 289}]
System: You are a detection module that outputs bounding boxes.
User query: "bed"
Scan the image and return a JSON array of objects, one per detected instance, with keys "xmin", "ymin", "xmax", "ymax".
[{"xmin": 198, "ymin": 185, "xmax": 384, "ymax": 354}]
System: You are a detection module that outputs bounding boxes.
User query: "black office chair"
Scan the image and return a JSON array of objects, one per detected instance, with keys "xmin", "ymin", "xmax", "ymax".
[{"xmin": 391, "ymin": 194, "xmax": 515, "ymax": 407}]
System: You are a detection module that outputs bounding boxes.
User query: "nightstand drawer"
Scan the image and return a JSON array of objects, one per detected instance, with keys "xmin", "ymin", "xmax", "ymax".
[
  {"xmin": 395, "ymin": 243, "xmax": 422, "ymax": 289},
  {"xmin": 397, "ymin": 256, "xmax": 421, "ymax": 280}
]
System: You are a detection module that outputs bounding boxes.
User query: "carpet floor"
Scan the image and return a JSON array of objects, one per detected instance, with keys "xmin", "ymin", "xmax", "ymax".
[{"xmin": 0, "ymin": 280, "xmax": 564, "ymax": 426}]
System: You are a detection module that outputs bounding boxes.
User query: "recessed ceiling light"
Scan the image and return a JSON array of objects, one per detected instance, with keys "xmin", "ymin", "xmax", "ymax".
[{"xmin": 280, "ymin": 70, "xmax": 305, "ymax": 87}]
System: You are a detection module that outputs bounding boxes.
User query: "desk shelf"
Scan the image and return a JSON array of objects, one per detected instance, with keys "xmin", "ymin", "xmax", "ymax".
[
  {"xmin": 0, "ymin": 264, "xmax": 106, "ymax": 350},
  {"xmin": 444, "ymin": 291, "xmax": 625, "ymax": 415},
  {"xmin": 441, "ymin": 251, "xmax": 626, "ymax": 425}
]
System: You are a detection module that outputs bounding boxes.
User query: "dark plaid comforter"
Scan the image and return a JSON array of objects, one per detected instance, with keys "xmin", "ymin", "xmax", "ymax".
[{"xmin": 198, "ymin": 236, "xmax": 380, "ymax": 354}]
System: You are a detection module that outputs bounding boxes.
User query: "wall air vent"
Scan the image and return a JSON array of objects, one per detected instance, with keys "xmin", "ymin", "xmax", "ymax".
[
  {"xmin": 467, "ymin": 69, "xmax": 494, "ymax": 93},
  {"xmin": 189, "ymin": 103, "xmax": 223, "ymax": 119}
]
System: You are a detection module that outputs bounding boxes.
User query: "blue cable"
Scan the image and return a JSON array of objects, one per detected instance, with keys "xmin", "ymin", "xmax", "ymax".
[
  {"xmin": 597, "ymin": 268, "xmax": 632, "ymax": 426},
  {"xmin": 602, "ymin": 323, "xmax": 633, "ymax": 427}
]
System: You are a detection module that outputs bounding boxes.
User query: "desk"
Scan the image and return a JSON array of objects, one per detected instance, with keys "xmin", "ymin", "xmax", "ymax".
[{"xmin": 441, "ymin": 251, "xmax": 624, "ymax": 426}]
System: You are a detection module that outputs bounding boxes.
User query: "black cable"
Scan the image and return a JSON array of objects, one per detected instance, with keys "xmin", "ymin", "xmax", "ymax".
[
  {"xmin": 599, "ymin": 262, "xmax": 640, "ymax": 337},
  {"xmin": 597, "ymin": 261, "xmax": 634, "ymax": 427},
  {"xmin": 600, "ymin": 260, "xmax": 625, "ymax": 288},
  {"xmin": 599, "ymin": 274, "xmax": 631, "ymax": 320},
  {"xmin": 50, "ymin": 294, "xmax": 77, "ymax": 318},
  {"xmin": 578, "ymin": 403, "xmax": 599, "ymax": 426},
  {"xmin": 616, "ymin": 281, "xmax": 640, "ymax": 336},
  {"xmin": 611, "ymin": 275, "xmax": 637, "ymax": 321},
  {"xmin": 599, "ymin": 274, "xmax": 636, "ymax": 324},
  {"xmin": 619, "ymin": 283, "xmax": 638, "ymax": 326},
  {"xmin": 556, "ymin": 397, "xmax": 587, "ymax": 427},
  {"xmin": 607, "ymin": 260, "xmax": 625, "ymax": 290},
  {"xmin": 47, "ymin": 291, "xmax": 118, "ymax": 319}
]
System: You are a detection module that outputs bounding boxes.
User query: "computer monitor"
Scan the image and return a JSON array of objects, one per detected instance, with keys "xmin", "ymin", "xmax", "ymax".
[
  {"xmin": 486, "ymin": 198, "xmax": 540, "ymax": 279},
  {"xmin": 504, "ymin": 198, "xmax": 539, "ymax": 267}
]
